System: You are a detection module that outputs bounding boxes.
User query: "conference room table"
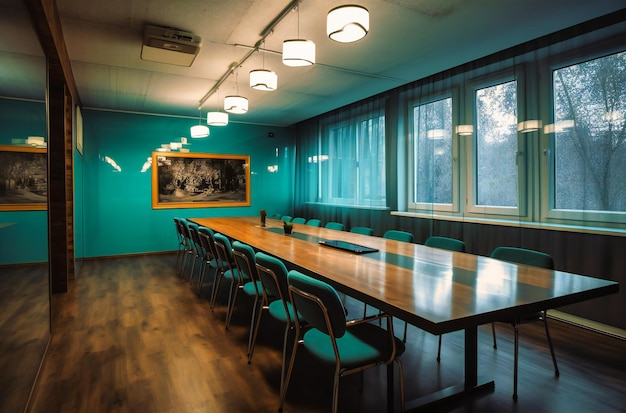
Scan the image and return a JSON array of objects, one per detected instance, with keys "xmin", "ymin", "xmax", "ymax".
[{"xmin": 189, "ymin": 216, "xmax": 619, "ymax": 411}]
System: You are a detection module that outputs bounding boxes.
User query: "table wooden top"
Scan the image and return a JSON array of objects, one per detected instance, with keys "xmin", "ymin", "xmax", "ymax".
[{"xmin": 190, "ymin": 216, "xmax": 619, "ymax": 335}]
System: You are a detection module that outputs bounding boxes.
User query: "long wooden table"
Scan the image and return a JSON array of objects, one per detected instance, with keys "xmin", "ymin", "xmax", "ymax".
[{"xmin": 190, "ymin": 216, "xmax": 619, "ymax": 410}]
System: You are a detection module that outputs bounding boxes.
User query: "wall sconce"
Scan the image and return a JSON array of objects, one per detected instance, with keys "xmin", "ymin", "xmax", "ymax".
[
  {"xmin": 455, "ymin": 125, "xmax": 474, "ymax": 136},
  {"xmin": 517, "ymin": 120, "xmax": 542, "ymax": 133},
  {"xmin": 327, "ymin": 5, "xmax": 369, "ymax": 43}
]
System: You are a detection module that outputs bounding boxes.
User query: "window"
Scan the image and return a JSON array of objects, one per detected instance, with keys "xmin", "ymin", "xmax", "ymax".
[
  {"xmin": 318, "ymin": 114, "xmax": 386, "ymax": 207},
  {"xmin": 469, "ymin": 79, "xmax": 523, "ymax": 215},
  {"xmin": 550, "ymin": 51, "xmax": 626, "ymax": 220},
  {"xmin": 409, "ymin": 96, "xmax": 455, "ymax": 211}
]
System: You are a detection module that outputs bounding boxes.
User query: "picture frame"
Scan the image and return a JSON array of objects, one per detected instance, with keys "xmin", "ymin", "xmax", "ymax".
[
  {"xmin": 152, "ymin": 152, "xmax": 250, "ymax": 209},
  {"xmin": 0, "ymin": 145, "xmax": 48, "ymax": 211}
]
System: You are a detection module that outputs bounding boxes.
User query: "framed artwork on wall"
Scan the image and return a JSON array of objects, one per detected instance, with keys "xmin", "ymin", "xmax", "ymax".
[
  {"xmin": 152, "ymin": 152, "xmax": 250, "ymax": 209},
  {"xmin": 0, "ymin": 145, "xmax": 47, "ymax": 211}
]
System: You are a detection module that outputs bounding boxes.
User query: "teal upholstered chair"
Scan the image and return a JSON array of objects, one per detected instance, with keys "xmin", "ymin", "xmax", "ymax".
[
  {"xmin": 282, "ymin": 270, "xmax": 405, "ymax": 413},
  {"xmin": 291, "ymin": 217, "xmax": 306, "ymax": 224},
  {"xmin": 425, "ymin": 235, "xmax": 466, "ymax": 252},
  {"xmin": 251, "ymin": 252, "xmax": 305, "ymax": 395},
  {"xmin": 223, "ymin": 241, "xmax": 260, "ymax": 331},
  {"xmin": 178, "ymin": 219, "xmax": 196, "ymax": 279},
  {"xmin": 325, "ymin": 222, "xmax": 345, "ymax": 231},
  {"xmin": 173, "ymin": 217, "xmax": 186, "ymax": 271},
  {"xmin": 196, "ymin": 227, "xmax": 219, "ymax": 295},
  {"xmin": 422, "ymin": 236, "xmax": 467, "ymax": 359},
  {"xmin": 350, "ymin": 226, "xmax": 374, "ymax": 236},
  {"xmin": 185, "ymin": 222, "xmax": 203, "ymax": 283},
  {"xmin": 305, "ymin": 218, "xmax": 321, "ymax": 227},
  {"xmin": 271, "ymin": 213, "xmax": 282, "ymax": 220},
  {"xmin": 383, "ymin": 229, "xmax": 414, "ymax": 243},
  {"xmin": 490, "ymin": 246, "xmax": 559, "ymax": 401},
  {"xmin": 281, "ymin": 215, "xmax": 293, "ymax": 223},
  {"xmin": 211, "ymin": 233, "xmax": 243, "ymax": 314}
]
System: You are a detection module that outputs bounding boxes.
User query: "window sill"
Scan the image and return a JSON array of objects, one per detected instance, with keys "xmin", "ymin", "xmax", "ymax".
[{"xmin": 391, "ymin": 211, "xmax": 626, "ymax": 237}]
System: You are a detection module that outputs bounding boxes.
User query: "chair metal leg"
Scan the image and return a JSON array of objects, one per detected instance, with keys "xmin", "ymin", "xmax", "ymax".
[
  {"xmin": 513, "ymin": 324, "xmax": 519, "ymax": 401},
  {"xmin": 248, "ymin": 302, "xmax": 267, "ymax": 363},
  {"xmin": 436, "ymin": 335, "xmax": 442, "ymax": 363},
  {"xmin": 247, "ymin": 295, "xmax": 260, "ymax": 356},
  {"xmin": 402, "ymin": 321, "xmax": 408, "ymax": 343},
  {"xmin": 225, "ymin": 281, "xmax": 241, "ymax": 329},
  {"xmin": 387, "ymin": 359, "xmax": 405, "ymax": 413},
  {"xmin": 543, "ymin": 314, "xmax": 560, "ymax": 377},
  {"xmin": 492, "ymin": 322, "xmax": 498, "ymax": 349},
  {"xmin": 279, "ymin": 325, "xmax": 301, "ymax": 412},
  {"xmin": 331, "ymin": 372, "xmax": 341, "ymax": 413},
  {"xmin": 210, "ymin": 271, "xmax": 223, "ymax": 311}
]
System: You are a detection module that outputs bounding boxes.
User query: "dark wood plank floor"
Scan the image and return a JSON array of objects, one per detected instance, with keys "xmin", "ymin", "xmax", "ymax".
[{"xmin": 27, "ymin": 254, "xmax": 626, "ymax": 413}]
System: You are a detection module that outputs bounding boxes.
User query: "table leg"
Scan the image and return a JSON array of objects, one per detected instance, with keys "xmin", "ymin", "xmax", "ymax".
[{"xmin": 405, "ymin": 326, "xmax": 494, "ymax": 412}]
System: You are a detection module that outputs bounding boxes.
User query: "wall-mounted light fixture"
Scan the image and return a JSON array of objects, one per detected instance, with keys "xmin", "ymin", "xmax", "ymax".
[
  {"xmin": 455, "ymin": 125, "xmax": 474, "ymax": 136},
  {"xmin": 517, "ymin": 120, "xmax": 542, "ymax": 133}
]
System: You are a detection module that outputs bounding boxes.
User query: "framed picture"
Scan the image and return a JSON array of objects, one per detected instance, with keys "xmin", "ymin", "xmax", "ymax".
[
  {"xmin": 152, "ymin": 152, "xmax": 250, "ymax": 209},
  {"xmin": 0, "ymin": 145, "xmax": 48, "ymax": 211}
]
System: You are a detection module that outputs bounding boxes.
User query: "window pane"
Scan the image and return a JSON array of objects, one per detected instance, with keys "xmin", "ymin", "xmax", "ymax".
[
  {"xmin": 412, "ymin": 98, "xmax": 453, "ymax": 204},
  {"xmin": 328, "ymin": 125, "xmax": 355, "ymax": 201},
  {"xmin": 553, "ymin": 51, "xmax": 626, "ymax": 212},
  {"xmin": 475, "ymin": 81, "xmax": 518, "ymax": 207},
  {"xmin": 358, "ymin": 116, "xmax": 386, "ymax": 204}
]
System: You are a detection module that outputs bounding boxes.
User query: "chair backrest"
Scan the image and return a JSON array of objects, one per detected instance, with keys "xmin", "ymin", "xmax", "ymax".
[
  {"xmin": 325, "ymin": 222, "xmax": 345, "ymax": 231},
  {"xmin": 306, "ymin": 219, "xmax": 321, "ymax": 227},
  {"xmin": 198, "ymin": 226, "xmax": 218, "ymax": 259},
  {"xmin": 255, "ymin": 251, "xmax": 289, "ymax": 300},
  {"xmin": 350, "ymin": 226, "xmax": 374, "ymax": 236},
  {"xmin": 288, "ymin": 270, "xmax": 346, "ymax": 338},
  {"xmin": 213, "ymin": 233, "xmax": 234, "ymax": 266},
  {"xmin": 383, "ymin": 229, "xmax": 414, "ymax": 243},
  {"xmin": 232, "ymin": 241, "xmax": 258, "ymax": 283},
  {"xmin": 490, "ymin": 246, "xmax": 554, "ymax": 270},
  {"xmin": 271, "ymin": 213, "xmax": 282, "ymax": 220},
  {"xmin": 291, "ymin": 217, "xmax": 306, "ymax": 224},
  {"xmin": 425, "ymin": 236, "xmax": 466, "ymax": 252},
  {"xmin": 281, "ymin": 215, "xmax": 293, "ymax": 223},
  {"xmin": 187, "ymin": 222, "xmax": 202, "ymax": 251}
]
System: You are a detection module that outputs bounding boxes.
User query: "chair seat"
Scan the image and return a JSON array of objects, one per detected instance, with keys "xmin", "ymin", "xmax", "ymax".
[
  {"xmin": 268, "ymin": 300, "xmax": 301, "ymax": 323},
  {"xmin": 303, "ymin": 322, "xmax": 405, "ymax": 370},
  {"xmin": 242, "ymin": 280, "xmax": 262, "ymax": 297},
  {"xmin": 223, "ymin": 268, "xmax": 250, "ymax": 283}
]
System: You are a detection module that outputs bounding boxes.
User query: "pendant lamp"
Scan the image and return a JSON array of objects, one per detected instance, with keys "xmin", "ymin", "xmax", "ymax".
[
  {"xmin": 207, "ymin": 111, "xmax": 229, "ymax": 126},
  {"xmin": 282, "ymin": 5, "xmax": 315, "ymax": 67},
  {"xmin": 327, "ymin": 5, "xmax": 369, "ymax": 43},
  {"xmin": 190, "ymin": 107, "xmax": 209, "ymax": 138},
  {"xmin": 250, "ymin": 69, "xmax": 278, "ymax": 91},
  {"xmin": 224, "ymin": 95, "xmax": 248, "ymax": 114}
]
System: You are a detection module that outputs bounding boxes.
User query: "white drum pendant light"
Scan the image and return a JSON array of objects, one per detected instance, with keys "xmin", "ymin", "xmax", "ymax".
[
  {"xmin": 250, "ymin": 69, "xmax": 278, "ymax": 91},
  {"xmin": 207, "ymin": 111, "xmax": 229, "ymax": 126},
  {"xmin": 282, "ymin": 5, "xmax": 315, "ymax": 67},
  {"xmin": 327, "ymin": 5, "xmax": 369, "ymax": 43},
  {"xmin": 224, "ymin": 95, "xmax": 248, "ymax": 114}
]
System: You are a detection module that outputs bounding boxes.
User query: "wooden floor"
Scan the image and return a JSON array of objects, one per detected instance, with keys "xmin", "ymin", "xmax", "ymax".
[{"xmin": 27, "ymin": 253, "xmax": 626, "ymax": 413}]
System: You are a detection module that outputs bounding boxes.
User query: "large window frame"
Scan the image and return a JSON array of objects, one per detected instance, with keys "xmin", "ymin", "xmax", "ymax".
[
  {"xmin": 407, "ymin": 90, "xmax": 460, "ymax": 213},
  {"xmin": 464, "ymin": 71, "xmax": 528, "ymax": 219},
  {"xmin": 317, "ymin": 112, "xmax": 387, "ymax": 208},
  {"xmin": 541, "ymin": 45, "xmax": 626, "ymax": 227}
]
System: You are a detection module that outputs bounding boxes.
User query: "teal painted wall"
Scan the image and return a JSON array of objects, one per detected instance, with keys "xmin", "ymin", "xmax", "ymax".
[
  {"xmin": 0, "ymin": 98, "xmax": 48, "ymax": 265},
  {"xmin": 80, "ymin": 109, "xmax": 295, "ymax": 258}
]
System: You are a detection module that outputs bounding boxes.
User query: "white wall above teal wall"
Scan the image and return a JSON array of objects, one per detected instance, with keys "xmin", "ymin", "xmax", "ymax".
[{"xmin": 80, "ymin": 109, "xmax": 295, "ymax": 258}]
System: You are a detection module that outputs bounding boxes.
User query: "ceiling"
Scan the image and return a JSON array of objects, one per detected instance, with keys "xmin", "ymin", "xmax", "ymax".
[{"xmin": 1, "ymin": 0, "xmax": 625, "ymax": 127}]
